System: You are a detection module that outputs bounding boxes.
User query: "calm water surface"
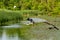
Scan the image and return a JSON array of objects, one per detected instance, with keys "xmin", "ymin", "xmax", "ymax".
[
  {"xmin": 0, "ymin": 22, "xmax": 60, "ymax": 40},
  {"xmin": 0, "ymin": 24, "xmax": 22, "ymax": 40}
]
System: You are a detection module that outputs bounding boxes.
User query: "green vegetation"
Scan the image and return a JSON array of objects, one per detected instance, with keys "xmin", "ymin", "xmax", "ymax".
[
  {"xmin": 0, "ymin": 0, "xmax": 60, "ymax": 15},
  {"xmin": 0, "ymin": 9, "xmax": 60, "ymax": 26},
  {"xmin": 0, "ymin": 9, "xmax": 23, "ymax": 26},
  {"xmin": 0, "ymin": 0, "xmax": 60, "ymax": 26}
]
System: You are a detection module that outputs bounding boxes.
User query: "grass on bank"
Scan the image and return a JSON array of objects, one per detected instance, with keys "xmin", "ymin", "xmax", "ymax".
[
  {"xmin": 0, "ymin": 9, "xmax": 23, "ymax": 26},
  {"xmin": 0, "ymin": 9, "xmax": 60, "ymax": 26}
]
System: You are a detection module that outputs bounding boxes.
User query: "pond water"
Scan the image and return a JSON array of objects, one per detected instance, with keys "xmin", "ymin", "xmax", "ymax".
[
  {"xmin": 0, "ymin": 24, "xmax": 22, "ymax": 40},
  {"xmin": 0, "ymin": 21, "xmax": 60, "ymax": 40}
]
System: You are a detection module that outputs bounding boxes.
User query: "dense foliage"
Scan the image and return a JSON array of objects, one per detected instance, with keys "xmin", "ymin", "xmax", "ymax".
[{"xmin": 0, "ymin": 0, "xmax": 60, "ymax": 14}]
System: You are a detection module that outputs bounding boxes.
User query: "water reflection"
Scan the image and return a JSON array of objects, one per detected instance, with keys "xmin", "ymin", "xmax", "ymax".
[
  {"xmin": 2, "ymin": 24, "xmax": 20, "ymax": 28},
  {"xmin": 0, "ymin": 28, "xmax": 20, "ymax": 40},
  {"xmin": 0, "ymin": 23, "xmax": 60, "ymax": 40}
]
